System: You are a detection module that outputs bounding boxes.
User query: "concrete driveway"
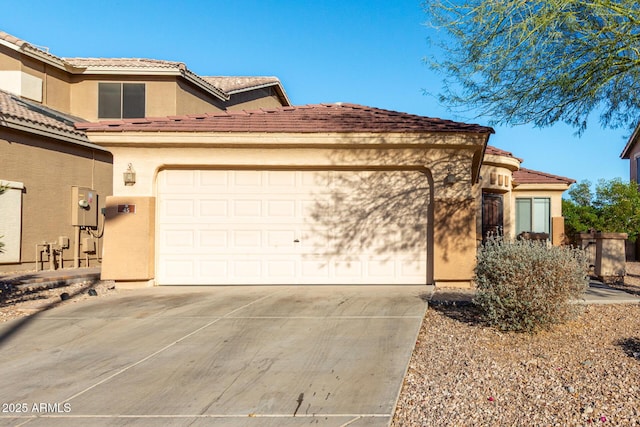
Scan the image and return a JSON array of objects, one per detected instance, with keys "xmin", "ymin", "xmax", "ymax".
[{"xmin": 0, "ymin": 285, "xmax": 428, "ymax": 427}]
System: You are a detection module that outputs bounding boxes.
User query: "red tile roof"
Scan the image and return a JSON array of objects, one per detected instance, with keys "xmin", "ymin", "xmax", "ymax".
[
  {"xmin": 485, "ymin": 145, "xmax": 523, "ymax": 162},
  {"xmin": 0, "ymin": 89, "xmax": 89, "ymax": 142},
  {"xmin": 75, "ymin": 103, "xmax": 495, "ymax": 134},
  {"xmin": 513, "ymin": 167, "xmax": 575, "ymax": 185}
]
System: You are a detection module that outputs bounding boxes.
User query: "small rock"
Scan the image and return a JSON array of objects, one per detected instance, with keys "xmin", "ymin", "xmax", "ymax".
[
  {"xmin": 60, "ymin": 292, "xmax": 70, "ymax": 301},
  {"xmin": 565, "ymin": 386, "xmax": 576, "ymax": 393},
  {"xmin": 88, "ymin": 289, "xmax": 98, "ymax": 296}
]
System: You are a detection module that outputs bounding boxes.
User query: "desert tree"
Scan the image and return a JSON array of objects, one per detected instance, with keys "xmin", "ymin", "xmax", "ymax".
[{"xmin": 424, "ymin": 0, "xmax": 640, "ymax": 133}]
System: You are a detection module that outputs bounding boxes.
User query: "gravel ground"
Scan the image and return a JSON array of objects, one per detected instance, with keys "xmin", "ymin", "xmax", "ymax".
[
  {"xmin": 0, "ymin": 279, "xmax": 118, "ymax": 323},
  {"xmin": 2, "ymin": 266, "xmax": 639, "ymax": 425},
  {"xmin": 392, "ymin": 263, "xmax": 640, "ymax": 426}
]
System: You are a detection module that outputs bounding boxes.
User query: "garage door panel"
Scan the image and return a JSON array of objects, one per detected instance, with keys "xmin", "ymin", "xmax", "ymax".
[
  {"xmin": 199, "ymin": 170, "xmax": 228, "ymax": 186},
  {"xmin": 199, "ymin": 230, "xmax": 228, "ymax": 248},
  {"xmin": 267, "ymin": 170, "xmax": 297, "ymax": 187},
  {"xmin": 157, "ymin": 169, "xmax": 428, "ymax": 285},
  {"xmin": 162, "ymin": 169, "xmax": 196, "ymax": 187},
  {"xmin": 200, "ymin": 260, "xmax": 228, "ymax": 279},
  {"xmin": 163, "ymin": 229, "xmax": 195, "ymax": 248},
  {"xmin": 233, "ymin": 170, "xmax": 263, "ymax": 187},
  {"xmin": 232, "ymin": 260, "xmax": 262, "ymax": 278},
  {"xmin": 163, "ymin": 199, "xmax": 195, "ymax": 218},
  {"xmin": 200, "ymin": 200, "xmax": 229, "ymax": 217}
]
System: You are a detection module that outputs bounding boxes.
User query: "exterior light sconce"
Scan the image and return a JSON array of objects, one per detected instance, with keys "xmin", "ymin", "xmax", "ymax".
[
  {"xmin": 443, "ymin": 173, "xmax": 457, "ymax": 186},
  {"xmin": 123, "ymin": 163, "xmax": 136, "ymax": 186}
]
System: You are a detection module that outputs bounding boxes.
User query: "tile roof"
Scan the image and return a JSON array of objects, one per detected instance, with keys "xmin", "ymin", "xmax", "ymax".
[
  {"xmin": 202, "ymin": 76, "xmax": 282, "ymax": 93},
  {"xmin": 0, "ymin": 30, "xmax": 65, "ymax": 66},
  {"xmin": 62, "ymin": 58, "xmax": 228, "ymax": 101},
  {"xmin": 485, "ymin": 145, "xmax": 522, "ymax": 160},
  {"xmin": 75, "ymin": 103, "xmax": 495, "ymax": 134},
  {"xmin": 63, "ymin": 57, "xmax": 186, "ymax": 69},
  {"xmin": 0, "ymin": 89, "xmax": 89, "ymax": 142},
  {"xmin": 202, "ymin": 76, "xmax": 291, "ymax": 106},
  {"xmin": 512, "ymin": 167, "xmax": 575, "ymax": 185}
]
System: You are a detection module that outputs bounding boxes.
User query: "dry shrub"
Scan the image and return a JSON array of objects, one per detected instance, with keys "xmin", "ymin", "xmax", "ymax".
[{"xmin": 474, "ymin": 237, "xmax": 589, "ymax": 333}]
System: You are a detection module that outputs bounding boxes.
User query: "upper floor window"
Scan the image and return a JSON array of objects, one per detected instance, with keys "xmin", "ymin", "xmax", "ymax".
[
  {"xmin": 635, "ymin": 156, "xmax": 640, "ymax": 184},
  {"xmin": 515, "ymin": 197, "xmax": 550, "ymax": 235},
  {"xmin": 98, "ymin": 83, "xmax": 145, "ymax": 119}
]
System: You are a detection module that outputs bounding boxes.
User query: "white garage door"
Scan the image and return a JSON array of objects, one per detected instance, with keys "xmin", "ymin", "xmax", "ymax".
[{"xmin": 157, "ymin": 169, "xmax": 428, "ymax": 285}]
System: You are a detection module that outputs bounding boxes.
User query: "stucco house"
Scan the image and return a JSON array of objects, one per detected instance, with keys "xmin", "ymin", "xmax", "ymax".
[
  {"xmin": 1, "ymin": 30, "xmax": 573, "ymax": 288},
  {"xmin": 76, "ymin": 106, "xmax": 573, "ymax": 289},
  {"xmin": 477, "ymin": 146, "xmax": 574, "ymax": 245},
  {"xmin": 0, "ymin": 30, "xmax": 289, "ymax": 273},
  {"xmin": 620, "ymin": 123, "xmax": 640, "ymax": 184}
]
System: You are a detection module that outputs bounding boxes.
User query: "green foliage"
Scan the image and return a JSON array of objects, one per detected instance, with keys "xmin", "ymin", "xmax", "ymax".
[
  {"xmin": 563, "ymin": 178, "xmax": 640, "ymax": 241},
  {"xmin": 474, "ymin": 237, "xmax": 589, "ymax": 333},
  {"xmin": 424, "ymin": 0, "xmax": 640, "ymax": 132}
]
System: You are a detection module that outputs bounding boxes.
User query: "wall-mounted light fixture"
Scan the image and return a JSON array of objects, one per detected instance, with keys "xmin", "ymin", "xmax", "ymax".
[
  {"xmin": 443, "ymin": 173, "xmax": 457, "ymax": 186},
  {"xmin": 123, "ymin": 163, "xmax": 136, "ymax": 186}
]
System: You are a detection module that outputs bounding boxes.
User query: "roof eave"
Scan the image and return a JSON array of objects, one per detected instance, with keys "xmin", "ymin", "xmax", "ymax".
[
  {"xmin": 0, "ymin": 37, "xmax": 69, "ymax": 70},
  {"xmin": 69, "ymin": 66, "xmax": 229, "ymax": 102},
  {"xmin": 227, "ymin": 81, "xmax": 292, "ymax": 106},
  {"xmin": 512, "ymin": 182, "xmax": 574, "ymax": 190},
  {"xmin": 1, "ymin": 117, "xmax": 109, "ymax": 151},
  {"xmin": 620, "ymin": 122, "xmax": 640, "ymax": 159}
]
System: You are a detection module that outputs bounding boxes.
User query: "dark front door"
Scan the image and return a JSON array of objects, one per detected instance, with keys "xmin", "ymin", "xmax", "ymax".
[{"xmin": 482, "ymin": 193, "xmax": 503, "ymax": 240}]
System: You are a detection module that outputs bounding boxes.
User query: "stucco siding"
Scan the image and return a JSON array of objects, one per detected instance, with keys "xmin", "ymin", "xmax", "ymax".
[
  {"xmin": 175, "ymin": 80, "xmax": 225, "ymax": 115},
  {"xmin": 0, "ymin": 128, "xmax": 113, "ymax": 272}
]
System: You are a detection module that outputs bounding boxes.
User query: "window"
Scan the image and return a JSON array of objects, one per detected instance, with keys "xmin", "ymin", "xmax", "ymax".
[
  {"xmin": 515, "ymin": 197, "xmax": 550, "ymax": 235},
  {"xmin": 636, "ymin": 156, "xmax": 640, "ymax": 184},
  {"xmin": 98, "ymin": 83, "xmax": 145, "ymax": 119}
]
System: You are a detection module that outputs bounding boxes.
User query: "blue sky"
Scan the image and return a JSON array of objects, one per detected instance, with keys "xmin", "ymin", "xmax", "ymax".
[{"xmin": 3, "ymin": 0, "xmax": 631, "ymax": 186}]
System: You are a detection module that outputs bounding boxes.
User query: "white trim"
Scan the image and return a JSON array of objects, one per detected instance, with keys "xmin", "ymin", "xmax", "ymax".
[{"xmin": 0, "ymin": 180, "xmax": 24, "ymax": 190}]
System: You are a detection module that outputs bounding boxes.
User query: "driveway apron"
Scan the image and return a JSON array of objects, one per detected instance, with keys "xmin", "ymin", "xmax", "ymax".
[{"xmin": 0, "ymin": 285, "xmax": 428, "ymax": 427}]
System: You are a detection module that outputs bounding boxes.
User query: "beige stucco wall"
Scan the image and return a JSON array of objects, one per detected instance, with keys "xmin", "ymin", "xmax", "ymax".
[
  {"xmin": 89, "ymin": 131, "xmax": 487, "ymax": 287},
  {"xmin": 0, "ymin": 128, "xmax": 113, "ymax": 273},
  {"xmin": 0, "ymin": 45, "xmax": 21, "ymax": 71},
  {"xmin": 175, "ymin": 80, "xmax": 226, "ymax": 115},
  {"xmin": 0, "ymin": 46, "xmax": 71, "ymax": 112},
  {"xmin": 68, "ymin": 77, "xmax": 228, "ymax": 122},
  {"xmin": 71, "ymin": 77, "xmax": 174, "ymax": 122},
  {"xmin": 226, "ymin": 87, "xmax": 285, "ymax": 111},
  {"xmin": 627, "ymin": 142, "xmax": 640, "ymax": 183},
  {"xmin": 101, "ymin": 196, "xmax": 155, "ymax": 282}
]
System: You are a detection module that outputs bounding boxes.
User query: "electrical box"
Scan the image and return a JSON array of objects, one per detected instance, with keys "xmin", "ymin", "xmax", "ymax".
[
  {"xmin": 58, "ymin": 236, "xmax": 70, "ymax": 249},
  {"xmin": 71, "ymin": 186, "xmax": 98, "ymax": 228},
  {"xmin": 82, "ymin": 237, "xmax": 96, "ymax": 253}
]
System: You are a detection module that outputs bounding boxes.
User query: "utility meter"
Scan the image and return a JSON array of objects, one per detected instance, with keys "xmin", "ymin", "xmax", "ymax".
[{"xmin": 71, "ymin": 186, "xmax": 98, "ymax": 228}]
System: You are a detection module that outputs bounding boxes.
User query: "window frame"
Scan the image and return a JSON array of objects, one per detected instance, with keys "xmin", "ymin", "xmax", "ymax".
[
  {"xmin": 515, "ymin": 197, "xmax": 551, "ymax": 235},
  {"xmin": 98, "ymin": 82, "xmax": 146, "ymax": 119}
]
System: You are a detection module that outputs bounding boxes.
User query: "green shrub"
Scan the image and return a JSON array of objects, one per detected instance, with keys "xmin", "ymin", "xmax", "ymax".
[{"xmin": 474, "ymin": 237, "xmax": 589, "ymax": 333}]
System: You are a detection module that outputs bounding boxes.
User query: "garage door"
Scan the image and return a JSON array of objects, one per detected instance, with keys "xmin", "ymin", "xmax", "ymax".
[{"xmin": 157, "ymin": 169, "xmax": 428, "ymax": 285}]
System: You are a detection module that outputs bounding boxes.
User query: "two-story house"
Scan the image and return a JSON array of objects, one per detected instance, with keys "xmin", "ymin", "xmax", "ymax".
[
  {"xmin": 0, "ymin": 30, "xmax": 289, "ymax": 273},
  {"xmin": 2, "ymin": 30, "xmax": 573, "ymax": 289}
]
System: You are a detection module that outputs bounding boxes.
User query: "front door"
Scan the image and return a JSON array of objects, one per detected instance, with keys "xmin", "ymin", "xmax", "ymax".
[{"xmin": 482, "ymin": 193, "xmax": 503, "ymax": 241}]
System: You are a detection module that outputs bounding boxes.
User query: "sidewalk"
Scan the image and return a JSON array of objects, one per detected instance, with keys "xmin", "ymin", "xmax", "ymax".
[{"xmin": 427, "ymin": 280, "xmax": 640, "ymax": 305}]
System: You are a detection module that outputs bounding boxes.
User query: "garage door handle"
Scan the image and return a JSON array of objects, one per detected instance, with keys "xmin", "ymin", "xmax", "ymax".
[{"xmin": 293, "ymin": 239, "xmax": 300, "ymax": 243}]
